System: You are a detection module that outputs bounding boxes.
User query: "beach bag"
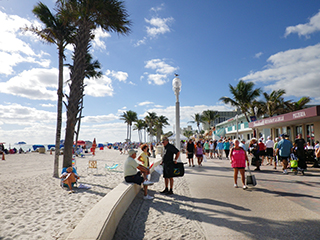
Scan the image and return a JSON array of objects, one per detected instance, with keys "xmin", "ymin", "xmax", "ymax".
[
  {"xmin": 290, "ymin": 160, "xmax": 298, "ymax": 168},
  {"xmin": 246, "ymin": 165, "xmax": 257, "ymax": 186},
  {"xmin": 154, "ymin": 165, "xmax": 163, "ymax": 175},
  {"xmin": 167, "ymin": 162, "xmax": 185, "ymax": 178},
  {"xmin": 203, "ymin": 155, "xmax": 207, "ymax": 162}
]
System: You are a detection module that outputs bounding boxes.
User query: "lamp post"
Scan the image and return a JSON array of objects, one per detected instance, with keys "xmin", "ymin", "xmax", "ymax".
[{"xmin": 172, "ymin": 75, "xmax": 181, "ymax": 158}]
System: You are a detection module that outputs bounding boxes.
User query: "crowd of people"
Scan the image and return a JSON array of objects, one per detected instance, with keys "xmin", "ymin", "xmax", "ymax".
[{"xmin": 120, "ymin": 133, "xmax": 320, "ymax": 199}]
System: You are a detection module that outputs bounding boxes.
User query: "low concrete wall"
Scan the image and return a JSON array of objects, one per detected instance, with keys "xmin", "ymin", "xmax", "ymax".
[{"xmin": 67, "ymin": 158, "xmax": 161, "ymax": 240}]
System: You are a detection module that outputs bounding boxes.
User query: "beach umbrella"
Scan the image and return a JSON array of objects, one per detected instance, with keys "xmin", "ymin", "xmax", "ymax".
[
  {"xmin": 17, "ymin": 141, "xmax": 26, "ymax": 145},
  {"xmin": 74, "ymin": 140, "xmax": 86, "ymax": 146}
]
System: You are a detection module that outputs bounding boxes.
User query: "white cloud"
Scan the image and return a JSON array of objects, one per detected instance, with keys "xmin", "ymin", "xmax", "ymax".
[
  {"xmin": 145, "ymin": 17, "xmax": 174, "ymax": 38},
  {"xmin": 0, "ymin": 67, "xmax": 69, "ymax": 101},
  {"xmin": 0, "ymin": 11, "xmax": 52, "ymax": 75},
  {"xmin": 85, "ymin": 75, "xmax": 114, "ymax": 97},
  {"xmin": 285, "ymin": 10, "xmax": 320, "ymax": 37},
  {"xmin": 150, "ymin": 3, "xmax": 165, "ymax": 13},
  {"xmin": 92, "ymin": 27, "xmax": 111, "ymax": 50},
  {"xmin": 106, "ymin": 70, "xmax": 128, "ymax": 82},
  {"xmin": 254, "ymin": 52, "xmax": 263, "ymax": 58},
  {"xmin": 82, "ymin": 114, "xmax": 118, "ymax": 123},
  {"xmin": 241, "ymin": 43, "xmax": 320, "ymax": 98},
  {"xmin": 138, "ymin": 101, "xmax": 154, "ymax": 106},
  {"xmin": 144, "ymin": 59, "xmax": 178, "ymax": 85},
  {"xmin": 40, "ymin": 103, "xmax": 55, "ymax": 108}
]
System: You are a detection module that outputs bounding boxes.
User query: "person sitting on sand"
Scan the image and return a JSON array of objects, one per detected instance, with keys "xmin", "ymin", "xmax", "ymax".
[{"xmin": 61, "ymin": 166, "xmax": 79, "ymax": 193}]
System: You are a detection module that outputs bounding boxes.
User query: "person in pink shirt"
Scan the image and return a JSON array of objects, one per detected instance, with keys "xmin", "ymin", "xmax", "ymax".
[{"xmin": 230, "ymin": 139, "xmax": 249, "ymax": 189}]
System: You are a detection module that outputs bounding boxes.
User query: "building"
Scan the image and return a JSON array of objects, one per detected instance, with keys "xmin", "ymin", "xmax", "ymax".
[
  {"xmin": 249, "ymin": 105, "xmax": 320, "ymax": 144},
  {"xmin": 215, "ymin": 113, "xmax": 256, "ymax": 141},
  {"xmin": 202, "ymin": 109, "xmax": 242, "ymax": 130}
]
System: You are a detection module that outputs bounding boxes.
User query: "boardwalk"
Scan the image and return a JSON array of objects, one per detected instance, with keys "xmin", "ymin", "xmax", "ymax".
[{"xmin": 114, "ymin": 154, "xmax": 320, "ymax": 239}]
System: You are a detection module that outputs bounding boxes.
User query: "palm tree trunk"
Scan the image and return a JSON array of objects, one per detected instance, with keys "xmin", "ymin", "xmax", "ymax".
[
  {"xmin": 63, "ymin": 22, "xmax": 90, "ymax": 168},
  {"xmin": 53, "ymin": 46, "xmax": 64, "ymax": 177}
]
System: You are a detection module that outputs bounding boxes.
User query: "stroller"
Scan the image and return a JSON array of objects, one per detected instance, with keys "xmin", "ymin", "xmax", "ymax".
[{"xmin": 290, "ymin": 152, "xmax": 305, "ymax": 175}]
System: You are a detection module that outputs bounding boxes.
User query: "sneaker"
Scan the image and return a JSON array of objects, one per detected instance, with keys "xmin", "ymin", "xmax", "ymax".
[
  {"xmin": 160, "ymin": 188, "xmax": 169, "ymax": 194},
  {"xmin": 243, "ymin": 185, "xmax": 248, "ymax": 190},
  {"xmin": 282, "ymin": 170, "xmax": 288, "ymax": 174},
  {"xmin": 143, "ymin": 195, "xmax": 154, "ymax": 200},
  {"xmin": 192, "ymin": 165, "xmax": 195, "ymax": 167},
  {"xmin": 166, "ymin": 190, "xmax": 173, "ymax": 195},
  {"xmin": 234, "ymin": 184, "xmax": 238, "ymax": 188},
  {"xmin": 143, "ymin": 180, "xmax": 154, "ymax": 186}
]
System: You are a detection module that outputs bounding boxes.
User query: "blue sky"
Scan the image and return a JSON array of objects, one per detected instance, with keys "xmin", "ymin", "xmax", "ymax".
[{"xmin": 1, "ymin": 0, "xmax": 320, "ymax": 145}]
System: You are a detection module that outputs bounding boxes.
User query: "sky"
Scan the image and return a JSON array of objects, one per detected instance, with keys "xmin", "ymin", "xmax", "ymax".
[{"xmin": 1, "ymin": 0, "xmax": 320, "ymax": 145}]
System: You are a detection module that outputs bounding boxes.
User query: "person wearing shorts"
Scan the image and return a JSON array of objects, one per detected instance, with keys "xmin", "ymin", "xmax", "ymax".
[
  {"xmin": 186, "ymin": 139, "xmax": 195, "ymax": 167},
  {"xmin": 276, "ymin": 134, "xmax": 293, "ymax": 174},
  {"xmin": 124, "ymin": 149, "xmax": 154, "ymax": 200}
]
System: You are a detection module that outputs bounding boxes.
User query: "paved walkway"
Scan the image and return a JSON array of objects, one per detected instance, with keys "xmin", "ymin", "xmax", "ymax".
[{"xmin": 185, "ymin": 155, "xmax": 320, "ymax": 239}]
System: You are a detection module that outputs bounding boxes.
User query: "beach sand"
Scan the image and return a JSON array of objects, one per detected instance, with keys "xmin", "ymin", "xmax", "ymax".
[
  {"xmin": 0, "ymin": 149, "xmax": 206, "ymax": 240},
  {"xmin": 0, "ymin": 149, "xmax": 126, "ymax": 240}
]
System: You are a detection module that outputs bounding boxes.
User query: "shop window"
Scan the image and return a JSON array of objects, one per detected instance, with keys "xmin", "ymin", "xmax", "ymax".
[
  {"xmin": 286, "ymin": 127, "xmax": 291, "ymax": 140},
  {"xmin": 306, "ymin": 124, "xmax": 314, "ymax": 146},
  {"xmin": 295, "ymin": 126, "xmax": 302, "ymax": 138}
]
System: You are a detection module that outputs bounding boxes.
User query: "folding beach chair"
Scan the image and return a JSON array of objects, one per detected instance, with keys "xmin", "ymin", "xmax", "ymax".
[
  {"xmin": 104, "ymin": 163, "xmax": 120, "ymax": 174},
  {"xmin": 87, "ymin": 160, "xmax": 98, "ymax": 174}
]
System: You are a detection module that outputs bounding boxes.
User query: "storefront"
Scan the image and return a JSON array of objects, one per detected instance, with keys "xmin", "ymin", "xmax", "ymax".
[{"xmin": 249, "ymin": 105, "xmax": 320, "ymax": 145}]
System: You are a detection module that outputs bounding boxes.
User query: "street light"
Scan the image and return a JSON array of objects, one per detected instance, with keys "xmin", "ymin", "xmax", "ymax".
[{"xmin": 172, "ymin": 75, "xmax": 181, "ymax": 158}]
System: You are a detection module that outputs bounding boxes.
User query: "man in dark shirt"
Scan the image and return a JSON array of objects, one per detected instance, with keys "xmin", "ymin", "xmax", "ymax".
[
  {"xmin": 161, "ymin": 137, "xmax": 180, "ymax": 195},
  {"xmin": 294, "ymin": 134, "xmax": 307, "ymax": 171},
  {"xmin": 186, "ymin": 139, "xmax": 195, "ymax": 167}
]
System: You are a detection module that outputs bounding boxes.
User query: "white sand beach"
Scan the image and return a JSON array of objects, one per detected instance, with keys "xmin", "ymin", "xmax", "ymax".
[
  {"xmin": 0, "ymin": 148, "xmax": 206, "ymax": 240},
  {"xmin": 0, "ymin": 149, "xmax": 127, "ymax": 240}
]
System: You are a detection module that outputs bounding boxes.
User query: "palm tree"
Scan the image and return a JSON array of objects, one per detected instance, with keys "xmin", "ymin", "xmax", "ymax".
[
  {"xmin": 183, "ymin": 130, "xmax": 193, "ymax": 139},
  {"xmin": 145, "ymin": 112, "xmax": 158, "ymax": 141},
  {"xmin": 201, "ymin": 110, "xmax": 220, "ymax": 130},
  {"xmin": 260, "ymin": 89, "xmax": 286, "ymax": 117},
  {"xmin": 120, "ymin": 110, "xmax": 138, "ymax": 142},
  {"xmin": 155, "ymin": 115, "xmax": 170, "ymax": 142},
  {"xmin": 188, "ymin": 113, "xmax": 203, "ymax": 133},
  {"xmin": 286, "ymin": 96, "xmax": 311, "ymax": 112},
  {"xmin": 60, "ymin": 0, "xmax": 131, "ymax": 167},
  {"xmin": 220, "ymin": 80, "xmax": 261, "ymax": 122},
  {"xmin": 72, "ymin": 54, "xmax": 103, "ymax": 149},
  {"xmin": 133, "ymin": 119, "xmax": 145, "ymax": 143},
  {"xmin": 24, "ymin": 2, "xmax": 75, "ymax": 177}
]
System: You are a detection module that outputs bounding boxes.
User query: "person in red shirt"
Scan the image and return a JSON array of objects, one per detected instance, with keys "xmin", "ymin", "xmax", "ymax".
[{"xmin": 258, "ymin": 139, "xmax": 266, "ymax": 165}]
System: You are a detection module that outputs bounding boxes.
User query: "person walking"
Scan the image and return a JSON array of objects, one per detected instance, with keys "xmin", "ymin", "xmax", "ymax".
[
  {"xmin": 195, "ymin": 141, "xmax": 204, "ymax": 166},
  {"xmin": 186, "ymin": 139, "xmax": 195, "ymax": 167},
  {"xmin": 229, "ymin": 139, "xmax": 249, "ymax": 189},
  {"xmin": 209, "ymin": 140, "xmax": 214, "ymax": 159},
  {"xmin": 276, "ymin": 134, "xmax": 293, "ymax": 174},
  {"xmin": 294, "ymin": 134, "xmax": 307, "ymax": 173},
  {"xmin": 265, "ymin": 136, "xmax": 274, "ymax": 165},
  {"xmin": 204, "ymin": 140, "xmax": 210, "ymax": 158},
  {"xmin": 223, "ymin": 139, "xmax": 230, "ymax": 160},
  {"xmin": 161, "ymin": 137, "xmax": 180, "ymax": 195},
  {"xmin": 216, "ymin": 139, "xmax": 224, "ymax": 159},
  {"xmin": 249, "ymin": 138, "xmax": 260, "ymax": 171}
]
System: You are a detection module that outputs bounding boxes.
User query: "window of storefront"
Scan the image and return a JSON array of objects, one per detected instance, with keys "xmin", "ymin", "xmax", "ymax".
[
  {"xmin": 275, "ymin": 128, "xmax": 280, "ymax": 137},
  {"xmin": 295, "ymin": 126, "xmax": 302, "ymax": 138},
  {"xmin": 286, "ymin": 127, "xmax": 291, "ymax": 140},
  {"xmin": 306, "ymin": 124, "xmax": 314, "ymax": 145}
]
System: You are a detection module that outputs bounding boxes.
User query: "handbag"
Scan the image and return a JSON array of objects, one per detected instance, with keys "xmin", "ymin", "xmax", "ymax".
[
  {"xmin": 167, "ymin": 162, "xmax": 185, "ymax": 178},
  {"xmin": 246, "ymin": 165, "xmax": 257, "ymax": 186}
]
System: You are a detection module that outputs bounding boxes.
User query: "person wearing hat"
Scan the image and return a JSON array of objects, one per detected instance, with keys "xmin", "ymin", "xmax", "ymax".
[
  {"xmin": 161, "ymin": 137, "xmax": 180, "ymax": 195},
  {"xmin": 239, "ymin": 139, "xmax": 247, "ymax": 151},
  {"xmin": 124, "ymin": 149, "xmax": 154, "ymax": 200},
  {"xmin": 265, "ymin": 136, "xmax": 274, "ymax": 166},
  {"xmin": 276, "ymin": 134, "xmax": 293, "ymax": 174}
]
